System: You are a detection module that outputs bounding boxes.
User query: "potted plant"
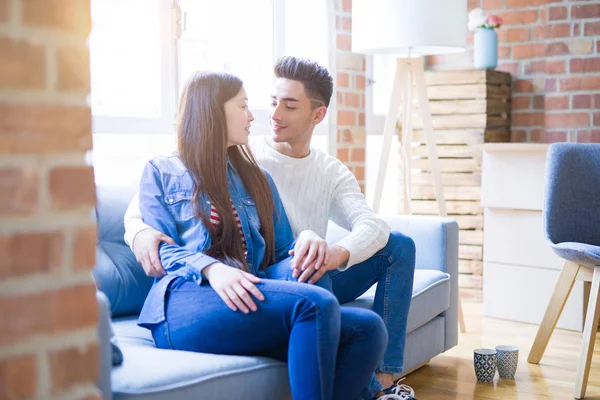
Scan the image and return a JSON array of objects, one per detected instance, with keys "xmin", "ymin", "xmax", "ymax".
[{"xmin": 468, "ymin": 8, "xmax": 503, "ymax": 70}]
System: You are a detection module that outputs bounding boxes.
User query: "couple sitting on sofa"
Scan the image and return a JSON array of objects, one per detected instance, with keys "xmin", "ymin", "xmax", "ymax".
[{"xmin": 123, "ymin": 56, "xmax": 417, "ymax": 400}]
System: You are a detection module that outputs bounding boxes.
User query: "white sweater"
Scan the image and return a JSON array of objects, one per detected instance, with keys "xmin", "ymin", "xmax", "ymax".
[{"xmin": 124, "ymin": 137, "xmax": 391, "ymax": 269}]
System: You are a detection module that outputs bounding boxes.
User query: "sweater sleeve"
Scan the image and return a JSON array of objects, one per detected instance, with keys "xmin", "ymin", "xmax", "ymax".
[
  {"xmin": 329, "ymin": 160, "xmax": 391, "ymax": 269},
  {"xmin": 123, "ymin": 192, "xmax": 153, "ymax": 249}
]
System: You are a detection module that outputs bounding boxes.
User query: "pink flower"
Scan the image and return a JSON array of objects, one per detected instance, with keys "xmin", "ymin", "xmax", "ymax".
[{"xmin": 487, "ymin": 15, "xmax": 503, "ymax": 27}]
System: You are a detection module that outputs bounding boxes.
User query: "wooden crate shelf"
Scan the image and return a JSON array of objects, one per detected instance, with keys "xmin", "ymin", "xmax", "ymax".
[
  {"xmin": 403, "ymin": 69, "xmax": 512, "ymax": 301},
  {"xmin": 412, "ymin": 128, "xmax": 510, "ymax": 144}
]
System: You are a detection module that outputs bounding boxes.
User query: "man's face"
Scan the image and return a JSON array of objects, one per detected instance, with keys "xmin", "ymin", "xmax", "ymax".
[{"xmin": 269, "ymin": 78, "xmax": 326, "ymax": 145}]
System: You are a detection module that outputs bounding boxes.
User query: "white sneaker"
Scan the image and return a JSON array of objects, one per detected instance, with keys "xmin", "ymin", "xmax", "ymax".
[{"xmin": 376, "ymin": 378, "xmax": 416, "ymax": 400}]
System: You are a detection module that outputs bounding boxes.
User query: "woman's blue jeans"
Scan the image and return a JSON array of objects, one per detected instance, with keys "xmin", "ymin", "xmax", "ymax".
[{"xmin": 150, "ymin": 259, "xmax": 387, "ymax": 400}]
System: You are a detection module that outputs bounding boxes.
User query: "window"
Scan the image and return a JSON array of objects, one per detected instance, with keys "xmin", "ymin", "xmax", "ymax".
[
  {"xmin": 178, "ymin": 0, "xmax": 332, "ymax": 139},
  {"xmin": 283, "ymin": 0, "xmax": 330, "ymax": 68},
  {"xmin": 177, "ymin": 0, "xmax": 275, "ymax": 135},
  {"xmin": 178, "ymin": 0, "xmax": 275, "ymax": 106},
  {"xmin": 280, "ymin": 0, "xmax": 333, "ymax": 141},
  {"xmin": 90, "ymin": 0, "xmax": 333, "ymax": 185},
  {"xmin": 90, "ymin": 0, "xmax": 178, "ymax": 134}
]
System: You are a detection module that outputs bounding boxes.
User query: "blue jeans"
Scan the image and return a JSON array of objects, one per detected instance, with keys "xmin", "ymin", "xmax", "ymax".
[
  {"xmin": 150, "ymin": 259, "xmax": 387, "ymax": 400},
  {"xmin": 328, "ymin": 231, "xmax": 416, "ymax": 374}
]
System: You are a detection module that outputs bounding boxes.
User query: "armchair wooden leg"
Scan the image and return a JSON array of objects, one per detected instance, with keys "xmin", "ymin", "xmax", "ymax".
[
  {"xmin": 528, "ymin": 261, "xmax": 581, "ymax": 364},
  {"xmin": 574, "ymin": 267, "xmax": 600, "ymax": 399},
  {"xmin": 458, "ymin": 295, "xmax": 466, "ymax": 333},
  {"xmin": 583, "ymin": 281, "xmax": 591, "ymax": 327},
  {"xmin": 581, "ymin": 281, "xmax": 600, "ymax": 329}
]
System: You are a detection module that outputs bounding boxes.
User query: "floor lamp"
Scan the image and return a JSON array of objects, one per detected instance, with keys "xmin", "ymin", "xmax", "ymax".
[{"xmin": 352, "ymin": 0, "xmax": 468, "ymax": 333}]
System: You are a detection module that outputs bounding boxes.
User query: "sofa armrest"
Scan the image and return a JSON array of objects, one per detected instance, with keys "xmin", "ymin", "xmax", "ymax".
[
  {"xmin": 96, "ymin": 291, "xmax": 112, "ymax": 400},
  {"xmin": 380, "ymin": 215, "xmax": 458, "ymax": 272},
  {"xmin": 380, "ymin": 214, "xmax": 459, "ymax": 351}
]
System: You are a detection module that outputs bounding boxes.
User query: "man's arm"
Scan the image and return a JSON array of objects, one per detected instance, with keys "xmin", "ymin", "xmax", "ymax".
[
  {"xmin": 125, "ymin": 191, "xmax": 175, "ymax": 278},
  {"xmin": 329, "ymin": 161, "xmax": 391, "ymax": 270}
]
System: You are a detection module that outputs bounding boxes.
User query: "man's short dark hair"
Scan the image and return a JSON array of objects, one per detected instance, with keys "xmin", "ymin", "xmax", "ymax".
[{"xmin": 274, "ymin": 56, "xmax": 333, "ymax": 108}]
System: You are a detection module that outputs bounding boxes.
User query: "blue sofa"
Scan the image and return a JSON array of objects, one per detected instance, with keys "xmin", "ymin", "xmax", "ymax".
[{"xmin": 94, "ymin": 185, "xmax": 459, "ymax": 399}]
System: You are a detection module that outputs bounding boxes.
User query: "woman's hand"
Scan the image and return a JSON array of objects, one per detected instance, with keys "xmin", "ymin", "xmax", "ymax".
[{"xmin": 202, "ymin": 263, "xmax": 265, "ymax": 313}]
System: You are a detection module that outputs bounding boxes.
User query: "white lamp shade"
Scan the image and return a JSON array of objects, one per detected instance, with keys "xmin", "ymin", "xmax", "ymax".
[{"xmin": 352, "ymin": 0, "xmax": 467, "ymax": 56}]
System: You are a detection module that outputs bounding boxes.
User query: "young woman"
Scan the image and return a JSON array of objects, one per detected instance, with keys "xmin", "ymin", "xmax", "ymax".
[{"xmin": 136, "ymin": 71, "xmax": 389, "ymax": 400}]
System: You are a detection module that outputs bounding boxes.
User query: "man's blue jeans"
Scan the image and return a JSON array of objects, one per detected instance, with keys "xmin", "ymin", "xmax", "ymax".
[
  {"xmin": 328, "ymin": 231, "xmax": 416, "ymax": 374},
  {"xmin": 149, "ymin": 259, "xmax": 387, "ymax": 400}
]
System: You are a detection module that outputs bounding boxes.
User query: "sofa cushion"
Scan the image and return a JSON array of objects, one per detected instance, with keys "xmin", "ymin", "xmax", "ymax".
[
  {"xmin": 111, "ymin": 318, "xmax": 291, "ymax": 400},
  {"xmin": 342, "ymin": 269, "xmax": 450, "ymax": 334},
  {"xmin": 96, "ymin": 185, "xmax": 137, "ymax": 244},
  {"xmin": 93, "ymin": 242, "xmax": 154, "ymax": 318},
  {"xmin": 405, "ymin": 269, "xmax": 451, "ymax": 332},
  {"xmin": 93, "ymin": 186, "xmax": 154, "ymax": 318}
]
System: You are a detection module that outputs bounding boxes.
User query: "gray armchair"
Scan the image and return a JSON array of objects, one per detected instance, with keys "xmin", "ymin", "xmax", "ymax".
[{"xmin": 528, "ymin": 143, "xmax": 600, "ymax": 399}]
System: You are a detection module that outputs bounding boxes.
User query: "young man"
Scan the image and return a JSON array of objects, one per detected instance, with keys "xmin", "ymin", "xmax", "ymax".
[{"xmin": 125, "ymin": 57, "xmax": 416, "ymax": 400}]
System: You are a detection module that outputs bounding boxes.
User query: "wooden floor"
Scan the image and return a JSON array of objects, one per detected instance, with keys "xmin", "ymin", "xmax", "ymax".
[{"xmin": 402, "ymin": 302, "xmax": 600, "ymax": 400}]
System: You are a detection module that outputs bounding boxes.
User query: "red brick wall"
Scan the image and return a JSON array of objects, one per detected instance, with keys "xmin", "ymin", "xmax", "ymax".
[
  {"xmin": 334, "ymin": 0, "xmax": 367, "ymax": 192},
  {"xmin": 428, "ymin": 0, "xmax": 600, "ymax": 143},
  {"xmin": 0, "ymin": 1, "xmax": 99, "ymax": 398}
]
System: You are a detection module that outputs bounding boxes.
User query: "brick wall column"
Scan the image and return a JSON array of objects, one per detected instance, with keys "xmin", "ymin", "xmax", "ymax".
[
  {"xmin": 334, "ymin": 0, "xmax": 367, "ymax": 193},
  {"xmin": 0, "ymin": 1, "xmax": 99, "ymax": 399}
]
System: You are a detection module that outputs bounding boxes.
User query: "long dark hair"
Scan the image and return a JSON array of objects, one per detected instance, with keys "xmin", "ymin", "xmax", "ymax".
[{"xmin": 177, "ymin": 71, "xmax": 276, "ymax": 271}]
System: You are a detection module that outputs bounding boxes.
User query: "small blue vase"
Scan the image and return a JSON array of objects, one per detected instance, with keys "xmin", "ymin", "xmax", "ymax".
[{"xmin": 474, "ymin": 28, "xmax": 498, "ymax": 70}]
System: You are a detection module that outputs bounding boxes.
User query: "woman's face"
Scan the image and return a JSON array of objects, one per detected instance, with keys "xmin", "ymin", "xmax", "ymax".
[{"xmin": 225, "ymin": 86, "xmax": 254, "ymax": 147}]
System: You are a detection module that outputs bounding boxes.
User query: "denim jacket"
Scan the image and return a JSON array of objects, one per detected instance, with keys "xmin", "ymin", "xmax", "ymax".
[{"xmin": 137, "ymin": 154, "xmax": 295, "ymax": 327}]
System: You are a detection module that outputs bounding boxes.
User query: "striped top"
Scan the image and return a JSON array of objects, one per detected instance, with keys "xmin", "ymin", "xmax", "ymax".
[{"xmin": 210, "ymin": 201, "xmax": 247, "ymax": 257}]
